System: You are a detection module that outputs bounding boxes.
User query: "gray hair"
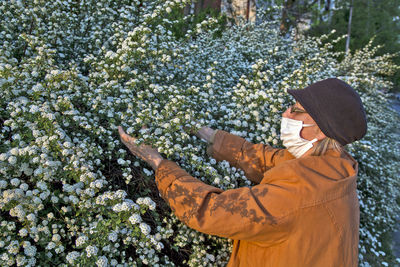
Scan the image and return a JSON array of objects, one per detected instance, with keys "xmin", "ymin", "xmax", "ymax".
[{"xmin": 311, "ymin": 137, "xmax": 344, "ymax": 156}]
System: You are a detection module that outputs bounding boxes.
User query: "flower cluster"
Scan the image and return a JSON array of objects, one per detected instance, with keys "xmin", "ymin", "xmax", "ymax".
[{"xmin": 0, "ymin": 0, "xmax": 399, "ymax": 266}]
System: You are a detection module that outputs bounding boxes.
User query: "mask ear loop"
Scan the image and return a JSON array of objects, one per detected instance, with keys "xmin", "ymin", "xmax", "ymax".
[{"xmin": 301, "ymin": 123, "xmax": 319, "ymax": 145}]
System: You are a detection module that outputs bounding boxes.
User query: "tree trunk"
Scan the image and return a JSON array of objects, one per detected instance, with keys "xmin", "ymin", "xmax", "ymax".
[
  {"xmin": 345, "ymin": 0, "xmax": 354, "ymax": 54},
  {"xmin": 280, "ymin": 0, "xmax": 296, "ymax": 34},
  {"xmin": 202, "ymin": 0, "xmax": 221, "ymax": 12},
  {"xmin": 221, "ymin": 0, "xmax": 256, "ymax": 24},
  {"xmin": 246, "ymin": 0, "xmax": 251, "ymax": 22},
  {"xmin": 194, "ymin": 0, "xmax": 203, "ymax": 15},
  {"xmin": 183, "ymin": 2, "xmax": 191, "ymax": 16},
  {"xmin": 328, "ymin": 0, "xmax": 334, "ymax": 24},
  {"xmin": 366, "ymin": 0, "xmax": 370, "ymax": 37}
]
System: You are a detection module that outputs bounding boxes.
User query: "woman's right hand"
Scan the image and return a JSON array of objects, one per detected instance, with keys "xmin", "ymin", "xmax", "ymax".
[
  {"xmin": 195, "ymin": 126, "xmax": 216, "ymax": 143},
  {"xmin": 118, "ymin": 126, "xmax": 163, "ymax": 170}
]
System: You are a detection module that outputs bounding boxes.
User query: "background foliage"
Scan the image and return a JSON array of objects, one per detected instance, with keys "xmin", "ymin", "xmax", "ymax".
[
  {"xmin": 0, "ymin": 0, "xmax": 399, "ymax": 266},
  {"xmin": 258, "ymin": 0, "xmax": 400, "ymax": 92}
]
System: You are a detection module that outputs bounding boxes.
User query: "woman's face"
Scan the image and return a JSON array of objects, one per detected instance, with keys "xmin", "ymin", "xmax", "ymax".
[{"xmin": 282, "ymin": 102, "xmax": 324, "ymax": 141}]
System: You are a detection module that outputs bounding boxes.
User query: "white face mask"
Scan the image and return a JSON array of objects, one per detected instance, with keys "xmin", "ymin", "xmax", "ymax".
[{"xmin": 280, "ymin": 117, "xmax": 318, "ymax": 158}]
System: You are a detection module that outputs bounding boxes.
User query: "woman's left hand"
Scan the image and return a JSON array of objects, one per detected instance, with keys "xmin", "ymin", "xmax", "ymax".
[{"xmin": 118, "ymin": 126, "xmax": 164, "ymax": 170}]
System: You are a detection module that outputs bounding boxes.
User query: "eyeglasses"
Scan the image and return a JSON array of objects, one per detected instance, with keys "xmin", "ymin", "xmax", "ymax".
[{"xmin": 290, "ymin": 105, "xmax": 307, "ymax": 114}]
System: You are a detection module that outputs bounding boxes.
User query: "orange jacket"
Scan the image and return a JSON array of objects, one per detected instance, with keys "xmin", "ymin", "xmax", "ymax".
[{"xmin": 155, "ymin": 130, "xmax": 359, "ymax": 266}]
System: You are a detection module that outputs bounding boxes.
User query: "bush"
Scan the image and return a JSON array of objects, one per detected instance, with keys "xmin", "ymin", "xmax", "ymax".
[{"xmin": 0, "ymin": 1, "xmax": 399, "ymax": 266}]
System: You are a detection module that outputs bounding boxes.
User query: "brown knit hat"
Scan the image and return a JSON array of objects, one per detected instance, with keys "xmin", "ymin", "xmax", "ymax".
[{"xmin": 287, "ymin": 78, "xmax": 367, "ymax": 146}]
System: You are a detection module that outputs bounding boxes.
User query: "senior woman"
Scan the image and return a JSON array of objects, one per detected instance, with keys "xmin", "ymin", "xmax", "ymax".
[{"xmin": 118, "ymin": 78, "xmax": 367, "ymax": 266}]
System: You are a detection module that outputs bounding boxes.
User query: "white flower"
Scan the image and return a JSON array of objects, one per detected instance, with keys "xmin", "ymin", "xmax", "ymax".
[
  {"xmin": 19, "ymin": 228, "xmax": 28, "ymax": 237},
  {"xmin": 121, "ymin": 201, "xmax": 131, "ymax": 211},
  {"xmin": 52, "ymin": 234, "xmax": 61, "ymax": 242},
  {"xmin": 1, "ymin": 253, "xmax": 9, "ymax": 262},
  {"xmin": 63, "ymin": 141, "xmax": 72, "ymax": 148},
  {"xmin": 86, "ymin": 245, "xmax": 98, "ymax": 258},
  {"xmin": 154, "ymin": 128, "xmax": 162, "ymax": 135},
  {"xmin": 75, "ymin": 235, "xmax": 88, "ymax": 247},
  {"xmin": 112, "ymin": 203, "xmax": 123, "ymax": 212},
  {"xmin": 10, "ymin": 147, "xmax": 19, "ymax": 156},
  {"xmin": 69, "ymin": 195, "xmax": 79, "ymax": 204},
  {"xmin": 12, "ymin": 130, "xmax": 22, "ymax": 141},
  {"xmin": 24, "ymin": 245, "xmax": 37, "ymax": 257},
  {"xmin": 16, "ymin": 254, "xmax": 27, "ymax": 266},
  {"xmin": 66, "ymin": 251, "xmax": 80, "ymax": 264},
  {"xmin": 7, "ymin": 240, "xmax": 20, "ymax": 255},
  {"xmin": 10, "ymin": 205, "xmax": 25, "ymax": 219},
  {"xmin": 46, "ymin": 242, "xmax": 56, "ymax": 250},
  {"xmin": 143, "ymin": 197, "xmax": 156, "ymax": 210},
  {"xmin": 30, "ymin": 105, "xmax": 39, "ymax": 113},
  {"xmin": 51, "ymin": 195, "xmax": 59, "ymax": 203},
  {"xmin": 166, "ymin": 7, "xmax": 172, "ymax": 13},
  {"xmin": 30, "ymin": 196, "xmax": 40, "ymax": 205},
  {"xmin": 19, "ymin": 183, "xmax": 28, "ymax": 191},
  {"xmin": 129, "ymin": 213, "xmax": 142, "ymax": 224},
  {"xmin": 0, "ymin": 180, "xmax": 8, "ymax": 189},
  {"xmin": 115, "ymin": 190, "xmax": 127, "ymax": 199},
  {"xmin": 40, "ymin": 191, "xmax": 50, "ymax": 200},
  {"xmin": 139, "ymin": 222, "xmax": 151, "ymax": 235},
  {"xmin": 32, "ymin": 83, "xmax": 44, "ymax": 92},
  {"xmin": 8, "ymin": 156, "xmax": 17, "ymax": 165},
  {"xmin": 143, "ymin": 168, "xmax": 152, "ymax": 176},
  {"xmin": 96, "ymin": 256, "xmax": 108, "ymax": 267},
  {"xmin": 0, "ymin": 153, "xmax": 7, "ymax": 161},
  {"xmin": 108, "ymin": 231, "xmax": 118, "ymax": 242},
  {"xmin": 36, "ymin": 181, "xmax": 47, "ymax": 191},
  {"xmin": 206, "ymin": 253, "xmax": 215, "ymax": 262},
  {"xmin": 55, "ymin": 245, "xmax": 65, "ymax": 255},
  {"xmin": 155, "ymin": 242, "xmax": 164, "ymax": 251}
]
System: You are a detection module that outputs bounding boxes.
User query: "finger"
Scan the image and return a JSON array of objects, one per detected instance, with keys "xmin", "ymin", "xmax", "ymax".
[
  {"xmin": 118, "ymin": 126, "xmax": 126, "ymax": 137},
  {"xmin": 118, "ymin": 126, "xmax": 137, "ymax": 143}
]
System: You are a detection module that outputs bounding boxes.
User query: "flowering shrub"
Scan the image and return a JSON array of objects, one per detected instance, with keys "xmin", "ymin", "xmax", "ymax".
[{"xmin": 0, "ymin": 0, "xmax": 399, "ymax": 266}]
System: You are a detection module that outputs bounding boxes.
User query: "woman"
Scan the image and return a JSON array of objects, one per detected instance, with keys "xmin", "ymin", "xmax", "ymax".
[{"xmin": 118, "ymin": 78, "xmax": 367, "ymax": 266}]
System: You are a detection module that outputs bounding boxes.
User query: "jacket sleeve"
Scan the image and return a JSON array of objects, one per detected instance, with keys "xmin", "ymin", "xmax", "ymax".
[
  {"xmin": 155, "ymin": 159, "xmax": 297, "ymax": 246},
  {"xmin": 207, "ymin": 130, "xmax": 294, "ymax": 183}
]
